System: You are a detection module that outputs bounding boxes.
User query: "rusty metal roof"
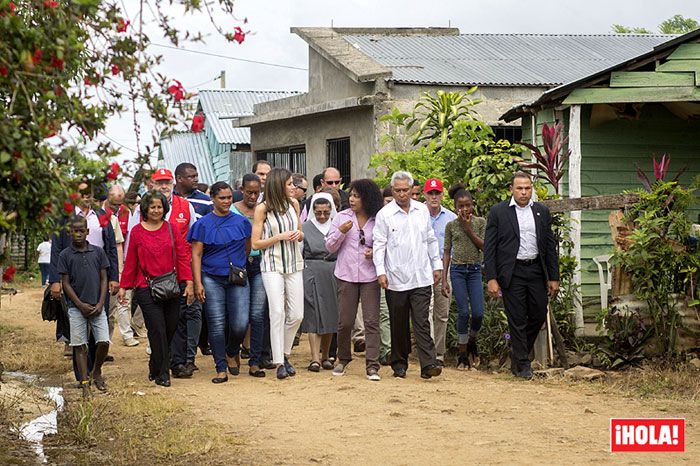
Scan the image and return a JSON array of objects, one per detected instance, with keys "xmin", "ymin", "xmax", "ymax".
[{"xmin": 341, "ymin": 33, "xmax": 674, "ymax": 87}]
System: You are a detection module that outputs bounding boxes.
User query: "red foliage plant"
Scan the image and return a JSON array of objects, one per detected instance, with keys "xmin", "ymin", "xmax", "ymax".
[{"xmin": 517, "ymin": 121, "xmax": 570, "ymax": 195}]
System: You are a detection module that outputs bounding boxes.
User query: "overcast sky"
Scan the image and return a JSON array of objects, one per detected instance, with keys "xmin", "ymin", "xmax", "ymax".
[{"xmin": 102, "ymin": 0, "xmax": 700, "ymax": 163}]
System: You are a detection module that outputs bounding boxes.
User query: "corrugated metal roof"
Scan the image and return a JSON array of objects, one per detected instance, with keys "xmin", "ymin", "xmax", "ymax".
[
  {"xmin": 342, "ymin": 34, "xmax": 675, "ymax": 86},
  {"xmin": 159, "ymin": 131, "xmax": 216, "ymax": 184},
  {"xmin": 197, "ymin": 89, "xmax": 300, "ymax": 143}
]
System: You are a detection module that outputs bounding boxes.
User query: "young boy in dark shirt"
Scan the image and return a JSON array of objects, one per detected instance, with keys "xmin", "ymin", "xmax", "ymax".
[{"xmin": 58, "ymin": 216, "xmax": 110, "ymax": 397}]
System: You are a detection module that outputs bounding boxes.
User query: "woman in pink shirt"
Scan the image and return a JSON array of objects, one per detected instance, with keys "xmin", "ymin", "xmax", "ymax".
[
  {"xmin": 325, "ymin": 179, "xmax": 384, "ymax": 381},
  {"xmin": 118, "ymin": 191, "xmax": 193, "ymax": 387}
]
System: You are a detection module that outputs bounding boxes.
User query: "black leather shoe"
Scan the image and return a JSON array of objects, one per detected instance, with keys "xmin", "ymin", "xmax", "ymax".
[
  {"xmin": 421, "ymin": 364, "xmax": 442, "ymax": 379},
  {"xmin": 200, "ymin": 345, "xmax": 212, "ymax": 356},
  {"xmin": 155, "ymin": 377, "xmax": 171, "ymax": 387},
  {"xmin": 228, "ymin": 365, "xmax": 240, "ymax": 376},
  {"xmin": 261, "ymin": 359, "xmax": 276, "ymax": 370},
  {"xmin": 353, "ymin": 340, "xmax": 366, "ymax": 353},
  {"xmin": 516, "ymin": 368, "xmax": 533, "ymax": 380},
  {"xmin": 392, "ymin": 367, "xmax": 406, "ymax": 378},
  {"xmin": 211, "ymin": 375, "xmax": 228, "ymax": 384},
  {"xmin": 171, "ymin": 364, "xmax": 193, "ymax": 378}
]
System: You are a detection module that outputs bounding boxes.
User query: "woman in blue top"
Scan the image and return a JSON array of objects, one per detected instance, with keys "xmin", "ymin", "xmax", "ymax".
[{"xmin": 189, "ymin": 181, "xmax": 252, "ymax": 384}]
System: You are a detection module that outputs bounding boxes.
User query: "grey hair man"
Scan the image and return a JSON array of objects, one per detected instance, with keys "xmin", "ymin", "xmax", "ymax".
[{"xmin": 373, "ymin": 171, "xmax": 443, "ymax": 379}]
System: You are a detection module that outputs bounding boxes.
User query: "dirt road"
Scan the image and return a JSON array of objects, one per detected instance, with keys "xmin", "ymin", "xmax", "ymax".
[{"xmin": 1, "ymin": 287, "xmax": 698, "ymax": 465}]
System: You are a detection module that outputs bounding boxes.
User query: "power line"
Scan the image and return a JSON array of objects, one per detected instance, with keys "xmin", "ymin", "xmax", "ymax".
[{"xmin": 150, "ymin": 43, "xmax": 308, "ymax": 71}]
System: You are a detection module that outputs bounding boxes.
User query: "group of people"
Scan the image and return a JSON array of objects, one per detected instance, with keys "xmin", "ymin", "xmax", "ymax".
[{"xmin": 49, "ymin": 157, "xmax": 559, "ymax": 395}]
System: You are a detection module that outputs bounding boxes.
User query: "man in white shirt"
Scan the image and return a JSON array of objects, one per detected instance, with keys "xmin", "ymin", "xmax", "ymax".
[{"xmin": 373, "ymin": 171, "xmax": 443, "ymax": 379}]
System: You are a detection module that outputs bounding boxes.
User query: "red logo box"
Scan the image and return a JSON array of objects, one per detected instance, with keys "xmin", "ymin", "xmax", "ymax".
[{"xmin": 611, "ymin": 418, "xmax": 685, "ymax": 452}]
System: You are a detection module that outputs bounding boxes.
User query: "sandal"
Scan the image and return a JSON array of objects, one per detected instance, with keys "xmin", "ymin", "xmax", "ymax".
[
  {"xmin": 456, "ymin": 352, "xmax": 470, "ymax": 371},
  {"xmin": 92, "ymin": 376, "xmax": 108, "ymax": 392},
  {"xmin": 308, "ymin": 361, "xmax": 321, "ymax": 372},
  {"xmin": 321, "ymin": 359, "xmax": 334, "ymax": 370}
]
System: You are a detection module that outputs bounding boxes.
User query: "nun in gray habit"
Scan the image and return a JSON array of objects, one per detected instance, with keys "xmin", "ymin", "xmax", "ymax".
[{"xmin": 300, "ymin": 192, "xmax": 338, "ymax": 372}]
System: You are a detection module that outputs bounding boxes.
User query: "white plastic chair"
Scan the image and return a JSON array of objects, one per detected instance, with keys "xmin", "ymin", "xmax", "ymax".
[{"xmin": 592, "ymin": 254, "xmax": 612, "ymax": 310}]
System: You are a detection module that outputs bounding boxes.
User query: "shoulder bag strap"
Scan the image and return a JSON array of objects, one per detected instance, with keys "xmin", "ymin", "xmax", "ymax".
[{"xmin": 165, "ymin": 221, "xmax": 177, "ymax": 272}]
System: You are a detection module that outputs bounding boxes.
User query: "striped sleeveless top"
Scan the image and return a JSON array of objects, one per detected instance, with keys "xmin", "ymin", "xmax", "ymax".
[{"xmin": 261, "ymin": 204, "xmax": 304, "ymax": 273}]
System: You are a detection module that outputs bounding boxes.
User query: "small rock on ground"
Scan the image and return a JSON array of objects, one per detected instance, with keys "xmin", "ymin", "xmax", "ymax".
[{"xmin": 564, "ymin": 365, "xmax": 606, "ymax": 381}]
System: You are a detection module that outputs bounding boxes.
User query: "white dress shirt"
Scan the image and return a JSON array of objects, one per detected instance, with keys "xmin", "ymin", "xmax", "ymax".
[
  {"xmin": 75, "ymin": 207, "xmax": 104, "ymax": 248},
  {"xmin": 509, "ymin": 197, "xmax": 539, "ymax": 260},
  {"xmin": 373, "ymin": 200, "xmax": 443, "ymax": 292}
]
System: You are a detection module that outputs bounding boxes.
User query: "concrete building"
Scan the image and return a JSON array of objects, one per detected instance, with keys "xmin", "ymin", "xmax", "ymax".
[{"xmin": 237, "ymin": 27, "xmax": 671, "ymax": 183}]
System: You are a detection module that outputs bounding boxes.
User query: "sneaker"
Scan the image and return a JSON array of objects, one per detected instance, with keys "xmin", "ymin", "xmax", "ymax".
[
  {"xmin": 123, "ymin": 337, "xmax": 140, "ymax": 347},
  {"xmin": 366, "ymin": 369, "xmax": 381, "ymax": 381},
  {"xmin": 283, "ymin": 357, "xmax": 296, "ymax": 377},
  {"xmin": 332, "ymin": 362, "xmax": 347, "ymax": 376}
]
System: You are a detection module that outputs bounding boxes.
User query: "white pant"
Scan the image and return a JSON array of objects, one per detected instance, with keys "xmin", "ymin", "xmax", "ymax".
[
  {"xmin": 261, "ymin": 271, "xmax": 304, "ymax": 364},
  {"xmin": 109, "ymin": 293, "xmax": 135, "ymax": 342}
]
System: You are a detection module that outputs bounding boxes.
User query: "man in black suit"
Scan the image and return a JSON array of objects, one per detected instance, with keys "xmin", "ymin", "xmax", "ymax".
[{"xmin": 483, "ymin": 172, "xmax": 559, "ymax": 379}]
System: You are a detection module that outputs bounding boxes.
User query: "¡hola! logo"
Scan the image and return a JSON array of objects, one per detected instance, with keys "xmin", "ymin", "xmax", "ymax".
[{"xmin": 610, "ymin": 418, "xmax": 684, "ymax": 452}]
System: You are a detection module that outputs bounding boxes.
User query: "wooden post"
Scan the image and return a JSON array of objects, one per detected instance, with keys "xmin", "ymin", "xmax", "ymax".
[{"xmin": 568, "ymin": 105, "xmax": 584, "ymax": 336}]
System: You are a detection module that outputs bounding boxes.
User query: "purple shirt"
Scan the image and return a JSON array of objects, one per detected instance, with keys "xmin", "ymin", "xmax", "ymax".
[{"xmin": 325, "ymin": 209, "xmax": 377, "ymax": 283}]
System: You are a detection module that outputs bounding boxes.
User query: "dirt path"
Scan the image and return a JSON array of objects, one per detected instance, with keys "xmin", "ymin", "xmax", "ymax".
[{"xmin": 2, "ymin": 287, "xmax": 698, "ymax": 465}]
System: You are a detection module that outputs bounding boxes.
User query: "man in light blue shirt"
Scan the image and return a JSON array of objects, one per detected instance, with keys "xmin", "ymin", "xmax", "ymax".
[{"xmin": 424, "ymin": 178, "xmax": 457, "ymax": 365}]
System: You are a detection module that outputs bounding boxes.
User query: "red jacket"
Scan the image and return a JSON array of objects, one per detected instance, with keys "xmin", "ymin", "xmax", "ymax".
[{"xmin": 120, "ymin": 222, "xmax": 192, "ymax": 289}]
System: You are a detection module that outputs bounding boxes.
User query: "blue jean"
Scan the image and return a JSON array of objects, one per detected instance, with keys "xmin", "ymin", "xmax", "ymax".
[
  {"xmin": 203, "ymin": 272, "xmax": 250, "ymax": 373},
  {"xmin": 246, "ymin": 257, "xmax": 269, "ymax": 367},
  {"xmin": 39, "ymin": 263, "xmax": 50, "ymax": 286},
  {"xmin": 450, "ymin": 264, "xmax": 485, "ymax": 344}
]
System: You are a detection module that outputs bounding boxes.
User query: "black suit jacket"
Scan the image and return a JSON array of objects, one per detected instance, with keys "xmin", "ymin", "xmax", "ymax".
[{"xmin": 483, "ymin": 199, "xmax": 559, "ymax": 289}]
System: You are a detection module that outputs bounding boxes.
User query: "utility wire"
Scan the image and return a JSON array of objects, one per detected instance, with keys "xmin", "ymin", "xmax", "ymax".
[{"xmin": 150, "ymin": 43, "xmax": 308, "ymax": 71}]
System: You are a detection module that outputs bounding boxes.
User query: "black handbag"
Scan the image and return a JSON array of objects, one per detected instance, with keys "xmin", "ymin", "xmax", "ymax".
[
  {"xmin": 140, "ymin": 223, "xmax": 181, "ymax": 302},
  {"xmin": 41, "ymin": 286, "xmax": 66, "ymax": 321},
  {"xmin": 215, "ymin": 217, "xmax": 248, "ymax": 286}
]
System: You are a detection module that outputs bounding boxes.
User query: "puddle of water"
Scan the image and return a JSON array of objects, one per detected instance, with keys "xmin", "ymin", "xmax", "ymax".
[{"xmin": 5, "ymin": 372, "xmax": 64, "ymax": 464}]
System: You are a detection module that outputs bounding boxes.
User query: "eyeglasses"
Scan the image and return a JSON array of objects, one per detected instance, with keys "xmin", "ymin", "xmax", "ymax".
[
  {"xmin": 359, "ymin": 228, "xmax": 365, "ymax": 246},
  {"xmin": 325, "ymin": 180, "xmax": 342, "ymax": 186}
]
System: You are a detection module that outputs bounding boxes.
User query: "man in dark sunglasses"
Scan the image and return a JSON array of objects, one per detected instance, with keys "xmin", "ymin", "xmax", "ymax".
[{"xmin": 321, "ymin": 167, "xmax": 350, "ymax": 210}]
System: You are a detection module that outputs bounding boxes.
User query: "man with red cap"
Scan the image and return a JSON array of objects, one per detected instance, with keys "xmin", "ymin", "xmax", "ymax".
[
  {"xmin": 126, "ymin": 168, "xmax": 198, "ymax": 378},
  {"xmin": 423, "ymin": 178, "xmax": 457, "ymax": 366}
]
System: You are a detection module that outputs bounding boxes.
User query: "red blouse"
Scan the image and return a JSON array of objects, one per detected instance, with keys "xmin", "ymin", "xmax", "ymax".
[{"xmin": 120, "ymin": 222, "xmax": 193, "ymax": 289}]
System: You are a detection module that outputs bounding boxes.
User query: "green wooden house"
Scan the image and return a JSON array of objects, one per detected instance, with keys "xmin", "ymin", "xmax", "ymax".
[{"xmin": 502, "ymin": 31, "xmax": 700, "ymax": 331}]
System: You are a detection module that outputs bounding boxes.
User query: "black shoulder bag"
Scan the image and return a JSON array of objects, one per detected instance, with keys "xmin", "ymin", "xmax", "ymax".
[
  {"xmin": 140, "ymin": 222, "xmax": 182, "ymax": 302},
  {"xmin": 215, "ymin": 216, "xmax": 247, "ymax": 286}
]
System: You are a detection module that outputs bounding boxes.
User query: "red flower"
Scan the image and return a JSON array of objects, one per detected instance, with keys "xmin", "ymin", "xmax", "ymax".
[
  {"xmin": 50, "ymin": 55, "xmax": 64, "ymax": 71},
  {"xmin": 32, "ymin": 48, "xmax": 43, "ymax": 65},
  {"xmin": 191, "ymin": 113, "xmax": 205, "ymax": 133},
  {"xmin": 84, "ymin": 75, "xmax": 99, "ymax": 86},
  {"xmin": 167, "ymin": 80, "xmax": 185, "ymax": 102},
  {"xmin": 116, "ymin": 18, "xmax": 130, "ymax": 33},
  {"xmin": 106, "ymin": 162, "xmax": 120, "ymax": 181},
  {"xmin": 2, "ymin": 266, "xmax": 17, "ymax": 283},
  {"xmin": 111, "ymin": 64, "xmax": 120, "ymax": 75},
  {"xmin": 69, "ymin": 192, "xmax": 80, "ymax": 201},
  {"xmin": 43, "ymin": 0, "xmax": 59, "ymax": 8},
  {"xmin": 43, "ymin": 202, "xmax": 53, "ymax": 212},
  {"xmin": 63, "ymin": 200, "xmax": 74, "ymax": 213},
  {"xmin": 0, "ymin": 66, "xmax": 8, "ymax": 77},
  {"xmin": 98, "ymin": 208, "xmax": 112, "ymax": 228},
  {"xmin": 232, "ymin": 26, "xmax": 246, "ymax": 44},
  {"xmin": 0, "ymin": 1, "xmax": 16, "ymax": 16}
]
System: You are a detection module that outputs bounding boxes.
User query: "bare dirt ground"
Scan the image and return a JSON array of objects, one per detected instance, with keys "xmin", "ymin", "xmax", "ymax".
[{"xmin": 2, "ymin": 287, "xmax": 699, "ymax": 465}]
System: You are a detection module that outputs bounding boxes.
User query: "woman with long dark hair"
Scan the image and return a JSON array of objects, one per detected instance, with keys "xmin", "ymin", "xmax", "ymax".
[
  {"xmin": 251, "ymin": 168, "xmax": 305, "ymax": 379},
  {"xmin": 325, "ymin": 178, "xmax": 384, "ymax": 380},
  {"xmin": 119, "ymin": 191, "xmax": 193, "ymax": 387},
  {"xmin": 189, "ymin": 182, "xmax": 252, "ymax": 383}
]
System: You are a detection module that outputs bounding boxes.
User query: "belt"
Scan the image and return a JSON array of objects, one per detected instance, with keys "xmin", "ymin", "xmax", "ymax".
[{"xmin": 516, "ymin": 256, "xmax": 539, "ymax": 266}]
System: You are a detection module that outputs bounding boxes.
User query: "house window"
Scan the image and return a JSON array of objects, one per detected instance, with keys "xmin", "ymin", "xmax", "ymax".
[
  {"xmin": 492, "ymin": 125, "xmax": 522, "ymax": 144},
  {"xmin": 256, "ymin": 145, "xmax": 306, "ymax": 175},
  {"xmin": 326, "ymin": 137, "xmax": 351, "ymax": 186}
]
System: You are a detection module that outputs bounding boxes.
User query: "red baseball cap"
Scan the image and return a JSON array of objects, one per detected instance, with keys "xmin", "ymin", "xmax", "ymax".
[
  {"xmin": 151, "ymin": 168, "xmax": 173, "ymax": 181},
  {"xmin": 423, "ymin": 178, "xmax": 443, "ymax": 193}
]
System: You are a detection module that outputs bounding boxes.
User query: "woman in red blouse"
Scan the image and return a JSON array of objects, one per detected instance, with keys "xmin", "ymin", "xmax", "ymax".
[{"xmin": 118, "ymin": 191, "xmax": 193, "ymax": 387}]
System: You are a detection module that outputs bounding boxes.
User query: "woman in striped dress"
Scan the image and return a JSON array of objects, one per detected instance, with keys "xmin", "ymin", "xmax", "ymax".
[{"xmin": 251, "ymin": 168, "xmax": 305, "ymax": 379}]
